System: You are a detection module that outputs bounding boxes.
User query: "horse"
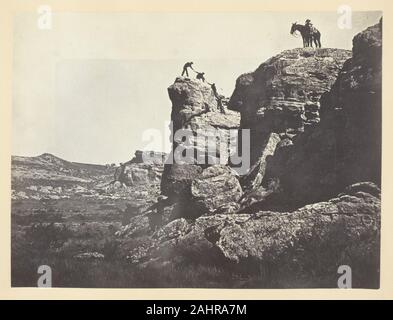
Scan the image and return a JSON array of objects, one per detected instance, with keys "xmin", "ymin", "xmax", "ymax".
[{"xmin": 290, "ymin": 22, "xmax": 321, "ymax": 48}]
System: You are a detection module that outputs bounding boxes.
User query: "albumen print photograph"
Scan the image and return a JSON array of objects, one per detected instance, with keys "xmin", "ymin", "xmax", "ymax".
[{"xmin": 11, "ymin": 9, "xmax": 382, "ymax": 288}]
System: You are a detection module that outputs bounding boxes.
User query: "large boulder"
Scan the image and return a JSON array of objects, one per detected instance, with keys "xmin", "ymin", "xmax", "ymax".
[
  {"xmin": 190, "ymin": 165, "xmax": 243, "ymax": 214},
  {"xmin": 160, "ymin": 164, "xmax": 203, "ymax": 199},
  {"xmin": 205, "ymin": 183, "xmax": 380, "ymax": 263}
]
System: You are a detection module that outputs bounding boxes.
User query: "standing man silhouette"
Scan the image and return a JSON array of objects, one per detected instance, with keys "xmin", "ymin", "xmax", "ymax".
[{"xmin": 181, "ymin": 62, "xmax": 194, "ymax": 77}]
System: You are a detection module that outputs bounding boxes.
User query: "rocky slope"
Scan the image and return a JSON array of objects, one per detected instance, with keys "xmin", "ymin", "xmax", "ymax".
[
  {"xmin": 116, "ymin": 21, "xmax": 381, "ymax": 287},
  {"xmin": 11, "ymin": 151, "xmax": 165, "ymax": 287},
  {"xmin": 119, "ymin": 181, "xmax": 380, "ymax": 266},
  {"xmin": 11, "ymin": 153, "xmax": 114, "ymax": 200},
  {"xmin": 11, "ymin": 151, "xmax": 165, "ymax": 202}
]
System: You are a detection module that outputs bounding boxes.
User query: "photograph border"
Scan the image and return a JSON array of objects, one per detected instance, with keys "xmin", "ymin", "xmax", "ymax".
[{"xmin": 1, "ymin": 0, "xmax": 392, "ymax": 300}]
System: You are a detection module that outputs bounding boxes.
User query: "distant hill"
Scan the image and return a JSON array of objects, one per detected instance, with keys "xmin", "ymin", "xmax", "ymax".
[
  {"xmin": 12, "ymin": 153, "xmax": 109, "ymax": 175},
  {"xmin": 11, "ymin": 152, "xmax": 165, "ymax": 201},
  {"xmin": 11, "ymin": 153, "xmax": 115, "ymax": 199}
]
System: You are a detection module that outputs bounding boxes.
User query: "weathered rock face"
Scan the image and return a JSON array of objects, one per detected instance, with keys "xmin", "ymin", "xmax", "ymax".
[
  {"xmin": 190, "ymin": 165, "xmax": 243, "ymax": 214},
  {"xmin": 240, "ymin": 133, "xmax": 281, "ymax": 191},
  {"xmin": 229, "ymin": 49, "xmax": 351, "ymax": 134},
  {"xmin": 160, "ymin": 164, "xmax": 203, "ymax": 199},
  {"xmin": 326, "ymin": 21, "xmax": 382, "ymax": 187},
  {"xmin": 168, "ymin": 77, "xmax": 240, "ymax": 153},
  {"xmin": 161, "ymin": 77, "xmax": 241, "ymax": 202},
  {"xmin": 228, "ymin": 48, "xmax": 352, "ymax": 189},
  {"xmin": 262, "ymin": 21, "xmax": 382, "ymax": 207},
  {"xmin": 116, "ymin": 22, "xmax": 381, "ymax": 288},
  {"xmin": 119, "ymin": 164, "xmax": 161, "ymax": 186},
  {"xmin": 115, "ymin": 150, "xmax": 166, "ymax": 187},
  {"xmin": 168, "ymin": 77, "xmax": 239, "ymax": 129},
  {"xmin": 118, "ymin": 182, "xmax": 380, "ymax": 286},
  {"xmin": 205, "ymin": 183, "xmax": 380, "ymax": 264},
  {"xmin": 229, "ymin": 48, "xmax": 352, "ymax": 133}
]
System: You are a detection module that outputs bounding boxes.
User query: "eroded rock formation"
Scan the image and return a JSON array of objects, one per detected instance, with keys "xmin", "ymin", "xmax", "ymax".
[
  {"xmin": 115, "ymin": 150, "xmax": 167, "ymax": 186},
  {"xmin": 120, "ymin": 183, "xmax": 380, "ymax": 282},
  {"xmin": 228, "ymin": 48, "xmax": 352, "ymax": 191},
  {"xmin": 117, "ymin": 21, "xmax": 382, "ymax": 288},
  {"xmin": 262, "ymin": 20, "xmax": 382, "ymax": 207},
  {"xmin": 161, "ymin": 77, "xmax": 241, "ymax": 214}
]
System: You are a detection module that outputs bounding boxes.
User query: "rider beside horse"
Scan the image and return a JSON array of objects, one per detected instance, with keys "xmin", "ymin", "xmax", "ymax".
[{"xmin": 290, "ymin": 19, "xmax": 322, "ymax": 48}]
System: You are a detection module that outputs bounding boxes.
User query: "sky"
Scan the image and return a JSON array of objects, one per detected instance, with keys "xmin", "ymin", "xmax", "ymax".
[{"xmin": 12, "ymin": 11, "xmax": 381, "ymax": 164}]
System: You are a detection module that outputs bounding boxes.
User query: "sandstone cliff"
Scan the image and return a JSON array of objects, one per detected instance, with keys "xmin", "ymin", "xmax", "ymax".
[
  {"xmin": 161, "ymin": 77, "xmax": 242, "ymax": 216},
  {"xmin": 262, "ymin": 20, "xmax": 382, "ymax": 208},
  {"xmin": 117, "ymin": 21, "xmax": 382, "ymax": 288},
  {"xmin": 229, "ymin": 48, "xmax": 352, "ymax": 191}
]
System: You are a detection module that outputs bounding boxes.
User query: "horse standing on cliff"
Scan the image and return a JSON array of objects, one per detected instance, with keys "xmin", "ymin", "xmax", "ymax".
[{"xmin": 290, "ymin": 22, "xmax": 322, "ymax": 48}]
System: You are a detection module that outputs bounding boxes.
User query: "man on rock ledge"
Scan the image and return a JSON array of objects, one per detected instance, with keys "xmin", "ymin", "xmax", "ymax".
[
  {"xmin": 181, "ymin": 61, "xmax": 194, "ymax": 77},
  {"xmin": 209, "ymin": 82, "xmax": 226, "ymax": 114}
]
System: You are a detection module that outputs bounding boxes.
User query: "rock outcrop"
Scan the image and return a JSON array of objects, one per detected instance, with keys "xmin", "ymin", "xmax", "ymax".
[
  {"xmin": 228, "ymin": 48, "xmax": 352, "ymax": 191},
  {"xmin": 119, "ymin": 183, "xmax": 380, "ymax": 284},
  {"xmin": 160, "ymin": 164, "xmax": 203, "ymax": 198},
  {"xmin": 116, "ymin": 21, "xmax": 381, "ymax": 288},
  {"xmin": 161, "ymin": 77, "xmax": 242, "ymax": 213},
  {"xmin": 115, "ymin": 150, "xmax": 167, "ymax": 187},
  {"xmin": 168, "ymin": 77, "xmax": 240, "ymax": 134},
  {"xmin": 262, "ymin": 20, "xmax": 382, "ymax": 207},
  {"xmin": 190, "ymin": 165, "xmax": 243, "ymax": 214},
  {"xmin": 229, "ymin": 48, "xmax": 352, "ymax": 133}
]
